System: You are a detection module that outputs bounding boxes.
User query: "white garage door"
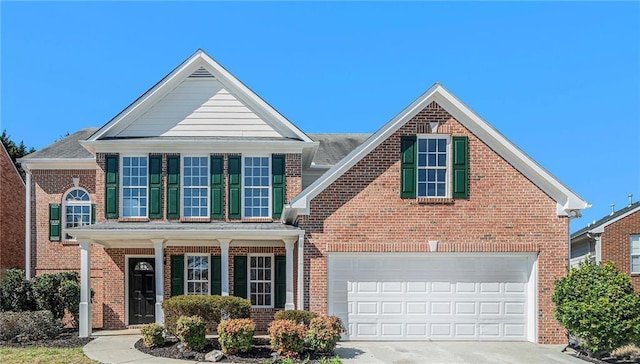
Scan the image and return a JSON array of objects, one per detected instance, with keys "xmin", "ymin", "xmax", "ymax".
[{"xmin": 328, "ymin": 253, "xmax": 536, "ymax": 341}]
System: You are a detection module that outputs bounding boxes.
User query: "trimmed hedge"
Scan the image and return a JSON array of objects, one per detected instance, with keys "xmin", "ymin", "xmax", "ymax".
[
  {"xmin": 176, "ymin": 315, "xmax": 207, "ymax": 351},
  {"xmin": 273, "ymin": 309, "xmax": 318, "ymax": 327},
  {"xmin": 162, "ymin": 295, "xmax": 250, "ymax": 335},
  {"xmin": 0, "ymin": 310, "xmax": 61, "ymax": 341},
  {"xmin": 141, "ymin": 323, "xmax": 165, "ymax": 348},
  {"xmin": 268, "ymin": 319, "xmax": 306, "ymax": 359},
  {"xmin": 217, "ymin": 318, "xmax": 255, "ymax": 355},
  {"xmin": 307, "ymin": 316, "xmax": 345, "ymax": 353}
]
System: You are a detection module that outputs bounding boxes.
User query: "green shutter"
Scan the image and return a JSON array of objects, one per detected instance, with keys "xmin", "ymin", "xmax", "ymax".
[
  {"xmin": 400, "ymin": 136, "xmax": 417, "ymax": 198},
  {"xmin": 166, "ymin": 156, "xmax": 180, "ymax": 219},
  {"xmin": 91, "ymin": 204, "xmax": 96, "ymax": 224},
  {"xmin": 104, "ymin": 155, "xmax": 119, "ymax": 218},
  {"xmin": 233, "ymin": 256, "xmax": 247, "ymax": 299},
  {"xmin": 149, "ymin": 155, "xmax": 162, "ymax": 219},
  {"xmin": 452, "ymin": 136, "xmax": 469, "ymax": 199},
  {"xmin": 271, "ymin": 155, "xmax": 285, "ymax": 219},
  {"xmin": 171, "ymin": 255, "xmax": 184, "ymax": 297},
  {"xmin": 49, "ymin": 203, "xmax": 61, "ymax": 241},
  {"xmin": 211, "ymin": 255, "xmax": 222, "ymax": 295},
  {"xmin": 274, "ymin": 255, "xmax": 286, "ymax": 309},
  {"xmin": 228, "ymin": 156, "xmax": 241, "ymax": 219},
  {"xmin": 210, "ymin": 156, "xmax": 224, "ymax": 220}
]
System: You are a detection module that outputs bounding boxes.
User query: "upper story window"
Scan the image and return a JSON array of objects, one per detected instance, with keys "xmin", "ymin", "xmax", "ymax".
[
  {"xmin": 243, "ymin": 157, "xmax": 270, "ymax": 218},
  {"xmin": 417, "ymin": 136, "xmax": 450, "ymax": 198},
  {"xmin": 183, "ymin": 156, "xmax": 209, "ymax": 218},
  {"xmin": 122, "ymin": 156, "xmax": 148, "ymax": 217},
  {"xmin": 631, "ymin": 235, "xmax": 640, "ymax": 274},
  {"xmin": 63, "ymin": 188, "xmax": 91, "ymax": 240}
]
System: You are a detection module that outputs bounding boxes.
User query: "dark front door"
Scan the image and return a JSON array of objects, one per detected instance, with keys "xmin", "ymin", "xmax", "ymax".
[{"xmin": 129, "ymin": 258, "xmax": 156, "ymax": 325}]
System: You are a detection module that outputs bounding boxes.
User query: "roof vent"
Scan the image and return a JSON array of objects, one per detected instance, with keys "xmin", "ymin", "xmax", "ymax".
[
  {"xmin": 629, "ymin": 193, "xmax": 633, "ymax": 207},
  {"xmin": 610, "ymin": 203, "xmax": 615, "ymax": 216},
  {"xmin": 188, "ymin": 66, "xmax": 214, "ymax": 78}
]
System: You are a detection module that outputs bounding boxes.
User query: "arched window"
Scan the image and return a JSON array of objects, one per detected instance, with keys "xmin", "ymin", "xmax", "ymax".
[{"xmin": 64, "ymin": 188, "xmax": 92, "ymax": 240}]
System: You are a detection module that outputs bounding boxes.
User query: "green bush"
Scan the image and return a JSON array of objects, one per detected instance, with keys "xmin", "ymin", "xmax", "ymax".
[
  {"xmin": 0, "ymin": 269, "xmax": 36, "ymax": 312},
  {"xmin": 31, "ymin": 271, "xmax": 82, "ymax": 322},
  {"xmin": 140, "ymin": 323, "xmax": 165, "ymax": 348},
  {"xmin": 268, "ymin": 319, "xmax": 306, "ymax": 358},
  {"xmin": 274, "ymin": 309, "xmax": 318, "ymax": 327},
  {"xmin": 553, "ymin": 261, "xmax": 640, "ymax": 357},
  {"xmin": 176, "ymin": 315, "xmax": 208, "ymax": 351},
  {"xmin": 217, "ymin": 318, "xmax": 255, "ymax": 355},
  {"xmin": 307, "ymin": 316, "xmax": 345, "ymax": 353},
  {"xmin": 162, "ymin": 295, "xmax": 250, "ymax": 335},
  {"xmin": 0, "ymin": 310, "xmax": 61, "ymax": 341}
]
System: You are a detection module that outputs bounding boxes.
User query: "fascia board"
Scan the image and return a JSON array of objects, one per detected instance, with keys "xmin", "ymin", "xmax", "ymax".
[
  {"xmin": 20, "ymin": 158, "xmax": 96, "ymax": 171},
  {"xmin": 80, "ymin": 139, "xmax": 316, "ymax": 154}
]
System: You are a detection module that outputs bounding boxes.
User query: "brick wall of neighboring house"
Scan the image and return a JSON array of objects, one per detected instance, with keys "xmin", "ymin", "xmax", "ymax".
[
  {"xmin": 298, "ymin": 101, "xmax": 569, "ymax": 344},
  {"xmin": 0, "ymin": 144, "xmax": 25, "ymax": 270},
  {"xmin": 601, "ymin": 211, "xmax": 640, "ymax": 292}
]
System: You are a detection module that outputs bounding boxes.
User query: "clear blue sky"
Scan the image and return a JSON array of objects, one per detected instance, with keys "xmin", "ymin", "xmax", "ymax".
[{"xmin": 1, "ymin": 2, "xmax": 638, "ymax": 232}]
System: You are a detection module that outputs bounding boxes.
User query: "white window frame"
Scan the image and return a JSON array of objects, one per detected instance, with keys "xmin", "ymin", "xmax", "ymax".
[
  {"xmin": 181, "ymin": 155, "xmax": 210, "ymax": 218},
  {"xmin": 62, "ymin": 187, "xmax": 91, "ymax": 240},
  {"xmin": 120, "ymin": 155, "xmax": 149, "ymax": 218},
  {"xmin": 248, "ymin": 253, "xmax": 274, "ymax": 308},
  {"xmin": 242, "ymin": 155, "xmax": 271, "ymax": 218},
  {"xmin": 416, "ymin": 134, "xmax": 452, "ymax": 198},
  {"xmin": 184, "ymin": 253, "xmax": 211, "ymax": 295},
  {"xmin": 631, "ymin": 235, "xmax": 640, "ymax": 274}
]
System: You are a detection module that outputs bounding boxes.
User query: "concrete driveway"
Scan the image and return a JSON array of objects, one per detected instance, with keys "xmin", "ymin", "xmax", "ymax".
[{"xmin": 335, "ymin": 341, "xmax": 584, "ymax": 364}]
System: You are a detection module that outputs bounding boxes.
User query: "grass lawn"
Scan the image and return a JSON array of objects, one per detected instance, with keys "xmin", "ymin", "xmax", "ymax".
[{"xmin": 0, "ymin": 347, "xmax": 96, "ymax": 364}]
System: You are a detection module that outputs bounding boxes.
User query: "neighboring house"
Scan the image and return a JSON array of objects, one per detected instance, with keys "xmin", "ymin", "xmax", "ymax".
[
  {"xmin": 571, "ymin": 200, "xmax": 640, "ymax": 292},
  {"xmin": 0, "ymin": 142, "xmax": 25, "ymax": 271},
  {"xmin": 19, "ymin": 49, "xmax": 589, "ymax": 344}
]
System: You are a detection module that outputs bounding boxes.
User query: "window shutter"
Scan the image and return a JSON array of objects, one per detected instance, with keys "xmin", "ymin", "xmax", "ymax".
[
  {"xmin": 400, "ymin": 136, "xmax": 417, "ymax": 198},
  {"xmin": 91, "ymin": 204, "xmax": 96, "ymax": 224},
  {"xmin": 166, "ymin": 156, "xmax": 180, "ymax": 219},
  {"xmin": 211, "ymin": 255, "xmax": 222, "ymax": 295},
  {"xmin": 170, "ymin": 255, "xmax": 184, "ymax": 297},
  {"xmin": 452, "ymin": 136, "xmax": 469, "ymax": 199},
  {"xmin": 274, "ymin": 255, "xmax": 286, "ymax": 309},
  {"xmin": 49, "ymin": 203, "xmax": 61, "ymax": 241},
  {"xmin": 271, "ymin": 155, "xmax": 286, "ymax": 219},
  {"xmin": 149, "ymin": 155, "xmax": 162, "ymax": 219},
  {"xmin": 104, "ymin": 155, "xmax": 119, "ymax": 218},
  {"xmin": 210, "ymin": 156, "xmax": 224, "ymax": 220},
  {"xmin": 233, "ymin": 256, "xmax": 247, "ymax": 299},
  {"xmin": 228, "ymin": 156, "xmax": 241, "ymax": 219}
]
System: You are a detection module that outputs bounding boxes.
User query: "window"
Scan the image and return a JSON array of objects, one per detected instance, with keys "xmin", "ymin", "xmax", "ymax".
[
  {"xmin": 122, "ymin": 156, "xmax": 148, "ymax": 217},
  {"xmin": 631, "ymin": 235, "xmax": 640, "ymax": 274},
  {"xmin": 417, "ymin": 136, "xmax": 450, "ymax": 198},
  {"xmin": 186, "ymin": 255, "xmax": 209, "ymax": 295},
  {"xmin": 183, "ymin": 156, "xmax": 209, "ymax": 217},
  {"xmin": 244, "ymin": 157, "xmax": 270, "ymax": 218},
  {"xmin": 249, "ymin": 255, "xmax": 272, "ymax": 307},
  {"xmin": 63, "ymin": 189, "xmax": 91, "ymax": 240}
]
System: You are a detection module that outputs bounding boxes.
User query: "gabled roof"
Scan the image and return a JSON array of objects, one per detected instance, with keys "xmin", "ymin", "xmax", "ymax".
[
  {"xmin": 21, "ymin": 128, "xmax": 98, "ymax": 160},
  {"xmin": 309, "ymin": 133, "xmax": 371, "ymax": 166},
  {"xmin": 572, "ymin": 201, "xmax": 640, "ymax": 239},
  {"xmin": 288, "ymin": 83, "xmax": 589, "ymax": 217}
]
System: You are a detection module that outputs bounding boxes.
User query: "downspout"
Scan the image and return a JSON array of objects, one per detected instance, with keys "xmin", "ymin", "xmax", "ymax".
[
  {"xmin": 297, "ymin": 230, "xmax": 305, "ymax": 310},
  {"xmin": 24, "ymin": 168, "xmax": 31, "ymax": 279}
]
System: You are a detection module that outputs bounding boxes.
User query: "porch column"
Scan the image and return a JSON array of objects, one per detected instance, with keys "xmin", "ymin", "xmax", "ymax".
[
  {"xmin": 297, "ymin": 231, "xmax": 305, "ymax": 310},
  {"xmin": 219, "ymin": 239, "xmax": 230, "ymax": 296},
  {"xmin": 284, "ymin": 239, "xmax": 295, "ymax": 310},
  {"xmin": 152, "ymin": 239, "xmax": 165, "ymax": 325},
  {"xmin": 79, "ymin": 240, "xmax": 92, "ymax": 338}
]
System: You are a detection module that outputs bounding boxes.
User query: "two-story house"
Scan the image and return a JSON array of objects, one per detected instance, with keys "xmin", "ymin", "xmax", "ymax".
[{"xmin": 20, "ymin": 49, "xmax": 588, "ymax": 344}]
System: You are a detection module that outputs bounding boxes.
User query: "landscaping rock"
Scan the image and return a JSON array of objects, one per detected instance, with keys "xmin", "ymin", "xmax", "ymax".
[{"xmin": 205, "ymin": 349, "xmax": 224, "ymax": 362}]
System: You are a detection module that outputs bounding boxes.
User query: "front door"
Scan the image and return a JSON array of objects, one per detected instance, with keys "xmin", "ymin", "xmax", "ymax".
[{"xmin": 128, "ymin": 258, "xmax": 156, "ymax": 325}]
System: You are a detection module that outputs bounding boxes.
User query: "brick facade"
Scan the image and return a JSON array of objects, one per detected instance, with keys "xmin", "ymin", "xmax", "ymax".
[
  {"xmin": 0, "ymin": 143, "xmax": 25, "ymax": 270},
  {"xmin": 600, "ymin": 210, "xmax": 640, "ymax": 292}
]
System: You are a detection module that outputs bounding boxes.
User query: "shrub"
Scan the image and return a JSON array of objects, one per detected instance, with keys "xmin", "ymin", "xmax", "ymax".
[
  {"xmin": 217, "ymin": 295, "xmax": 251, "ymax": 321},
  {"xmin": 307, "ymin": 316, "xmax": 345, "ymax": 353},
  {"xmin": 553, "ymin": 261, "xmax": 640, "ymax": 357},
  {"xmin": 0, "ymin": 310, "xmax": 61, "ymax": 341},
  {"xmin": 60, "ymin": 279, "xmax": 81, "ymax": 326},
  {"xmin": 274, "ymin": 309, "xmax": 318, "ymax": 327},
  {"xmin": 268, "ymin": 319, "xmax": 306, "ymax": 358},
  {"xmin": 0, "ymin": 269, "xmax": 36, "ymax": 312},
  {"xmin": 163, "ymin": 295, "xmax": 251, "ymax": 335},
  {"xmin": 217, "ymin": 318, "xmax": 255, "ymax": 355},
  {"xmin": 175, "ymin": 315, "xmax": 207, "ymax": 351},
  {"xmin": 140, "ymin": 323, "xmax": 165, "ymax": 348},
  {"xmin": 31, "ymin": 271, "xmax": 82, "ymax": 322}
]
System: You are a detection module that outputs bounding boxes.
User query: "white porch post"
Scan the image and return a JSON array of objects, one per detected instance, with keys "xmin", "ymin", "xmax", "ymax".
[
  {"xmin": 24, "ymin": 170, "xmax": 31, "ymax": 279},
  {"xmin": 284, "ymin": 239, "xmax": 295, "ymax": 310},
  {"xmin": 79, "ymin": 240, "xmax": 92, "ymax": 338},
  {"xmin": 219, "ymin": 239, "xmax": 231, "ymax": 296},
  {"xmin": 297, "ymin": 231, "xmax": 305, "ymax": 310},
  {"xmin": 152, "ymin": 239, "xmax": 165, "ymax": 325}
]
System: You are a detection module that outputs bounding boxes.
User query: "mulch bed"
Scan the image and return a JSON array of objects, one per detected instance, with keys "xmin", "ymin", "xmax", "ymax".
[
  {"xmin": 0, "ymin": 328, "xmax": 93, "ymax": 348},
  {"xmin": 135, "ymin": 337, "xmax": 335, "ymax": 363},
  {"xmin": 564, "ymin": 346, "xmax": 640, "ymax": 364}
]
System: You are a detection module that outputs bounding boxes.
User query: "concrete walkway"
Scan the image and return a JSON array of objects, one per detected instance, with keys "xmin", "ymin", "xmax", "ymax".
[{"xmin": 83, "ymin": 330, "xmax": 193, "ymax": 364}]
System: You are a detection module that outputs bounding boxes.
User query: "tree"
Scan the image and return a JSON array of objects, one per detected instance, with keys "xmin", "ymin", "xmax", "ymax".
[{"xmin": 0, "ymin": 129, "xmax": 36, "ymax": 180}]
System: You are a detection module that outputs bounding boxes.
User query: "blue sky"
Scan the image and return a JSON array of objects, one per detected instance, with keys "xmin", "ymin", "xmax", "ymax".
[{"xmin": 1, "ymin": 2, "xmax": 638, "ymax": 232}]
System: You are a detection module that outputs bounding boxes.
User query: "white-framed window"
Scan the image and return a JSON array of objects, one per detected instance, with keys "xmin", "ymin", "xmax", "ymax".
[
  {"xmin": 243, "ymin": 156, "xmax": 270, "ymax": 218},
  {"xmin": 63, "ymin": 188, "xmax": 91, "ymax": 240},
  {"xmin": 122, "ymin": 156, "xmax": 148, "ymax": 217},
  {"xmin": 417, "ymin": 135, "xmax": 450, "ymax": 198},
  {"xmin": 631, "ymin": 235, "xmax": 640, "ymax": 274},
  {"xmin": 249, "ymin": 254, "xmax": 273, "ymax": 307},
  {"xmin": 185, "ymin": 254, "xmax": 210, "ymax": 295},
  {"xmin": 182, "ymin": 156, "xmax": 209, "ymax": 218}
]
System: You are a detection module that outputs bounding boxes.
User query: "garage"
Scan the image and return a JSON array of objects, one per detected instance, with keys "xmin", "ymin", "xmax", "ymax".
[{"xmin": 327, "ymin": 253, "xmax": 537, "ymax": 342}]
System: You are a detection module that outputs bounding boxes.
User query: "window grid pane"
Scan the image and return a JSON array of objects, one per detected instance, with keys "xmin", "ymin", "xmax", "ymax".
[
  {"xmin": 186, "ymin": 255, "xmax": 209, "ymax": 295},
  {"xmin": 122, "ymin": 157, "xmax": 148, "ymax": 217},
  {"xmin": 631, "ymin": 236, "xmax": 640, "ymax": 273},
  {"xmin": 183, "ymin": 157, "xmax": 209, "ymax": 217},
  {"xmin": 249, "ymin": 256, "xmax": 272, "ymax": 307},
  {"xmin": 417, "ymin": 137, "xmax": 447, "ymax": 198},
  {"xmin": 65, "ymin": 189, "xmax": 92, "ymax": 240},
  {"xmin": 244, "ymin": 157, "xmax": 269, "ymax": 218}
]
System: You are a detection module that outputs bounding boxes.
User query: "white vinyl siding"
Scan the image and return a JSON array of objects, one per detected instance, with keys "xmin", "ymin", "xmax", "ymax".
[
  {"xmin": 631, "ymin": 235, "xmax": 640, "ymax": 274},
  {"xmin": 182, "ymin": 156, "xmax": 209, "ymax": 218},
  {"xmin": 243, "ymin": 156, "xmax": 270, "ymax": 218},
  {"xmin": 122, "ymin": 156, "xmax": 148, "ymax": 218}
]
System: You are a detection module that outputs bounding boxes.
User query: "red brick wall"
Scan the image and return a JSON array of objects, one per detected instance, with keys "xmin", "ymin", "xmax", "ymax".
[
  {"xmin": 0, "ymin": 144, "xmax": 25, "ymax": 270},
  {"xmin": 601, "ymin": 210, "xmax": 640, "ymax": 292},
  {"xmin": 298, "ymin": 101, "xmax": 569, "ymax": 344}
]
